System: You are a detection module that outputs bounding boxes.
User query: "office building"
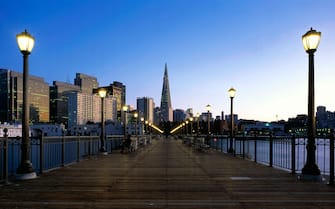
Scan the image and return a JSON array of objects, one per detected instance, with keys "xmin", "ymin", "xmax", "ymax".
[
  {"xmin": 137, "ymin": 97, "xmax": 154, "ymax": 122},
  {"xmin": 173, "ymin": 109, "xmax": 186, "ymax": 122},
  {"xmin": 0, "ymin": 69, "xmax": 49, "ymax": 123},
  {"xmin": 74, "ymin": 73, "xmax": 99, "ymax": 94},
  {"xmin": 316, "ymin": 106, "xmax": 335, "ymax": 129},
  {"xmin": 100, "ymin": 81, "xmax": 126, "ymax": 120},
  {"xmin": 67, "ymin": 91, "xmax": 117, "ymax": 127},
  {"xmin": 50, "ymin": 81, "xmax": 80, "ymax": 127},
  {"xmin": 185, "ymin": 108, "xmax": 193, "ymax": 118}
]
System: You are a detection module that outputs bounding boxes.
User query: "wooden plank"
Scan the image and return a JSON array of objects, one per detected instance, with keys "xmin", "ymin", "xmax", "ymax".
[{"xmin": 0, "ymin": 138, "xmax": 334, "ymax": 208}]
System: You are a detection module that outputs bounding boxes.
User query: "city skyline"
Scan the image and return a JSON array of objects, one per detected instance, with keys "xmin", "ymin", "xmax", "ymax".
[{"xmin": 1, "ymin": 0, "xmax": 335, "ymax": 122}]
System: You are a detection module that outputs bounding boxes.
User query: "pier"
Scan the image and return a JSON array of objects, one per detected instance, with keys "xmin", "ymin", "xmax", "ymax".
[{"xmin": 1, "ymin": 137, "xmax": 334, "ymax": 209}]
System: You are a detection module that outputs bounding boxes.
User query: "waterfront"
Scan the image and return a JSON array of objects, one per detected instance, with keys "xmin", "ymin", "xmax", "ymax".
[
  {"xmin": 2, "ymin": 134, "xmax": 334, "ymax": 183},
  {"xmin": 1, "ymin": 138, "xmax": 334, "ymax": 209}
]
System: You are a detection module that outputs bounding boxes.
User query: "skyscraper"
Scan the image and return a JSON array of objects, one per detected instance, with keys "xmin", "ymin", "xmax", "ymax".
[
  {"xmin": 160, "ymin": 63, "xmax": 173, "ymax": 122},
  {"xmin": 74, "ymin": 73, "xmax": 99, "ymax": 94},
  {"xmin": 50, "ymin": 81, "xmax": 80, "ymax": 127},
  {"xmin": 0, "ymin": 68, "xmax": 49, "ymax": 123},
  {"xmin": 67, "ymin": 91, "xmax": 117, "ymax": 128},
  {"xmin": 100, "ymin": 81, "xmax": 126, "ymax": 121},
  {"xmin": 137, "ymin": 97, "xmax": 154, "ymax": 122}
]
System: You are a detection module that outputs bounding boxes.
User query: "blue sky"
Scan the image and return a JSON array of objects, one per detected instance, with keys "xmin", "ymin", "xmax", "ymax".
[{"xmin": 1, "ymin": 0, "xmax": 335, "ymax": 122}]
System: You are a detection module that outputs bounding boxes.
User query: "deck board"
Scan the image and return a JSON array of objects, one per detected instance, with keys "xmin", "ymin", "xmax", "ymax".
[{"xmin": 1, "ymin": 137, "xmax": 334, "ymax": 209}]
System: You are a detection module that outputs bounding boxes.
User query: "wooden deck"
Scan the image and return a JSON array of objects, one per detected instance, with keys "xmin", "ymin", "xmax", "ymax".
[{"xmin": 1, "ymin": 137, "xmax": 334, "ymax": 209}]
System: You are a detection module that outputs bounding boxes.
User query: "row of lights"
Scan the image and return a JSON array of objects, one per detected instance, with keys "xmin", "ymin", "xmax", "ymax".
[
  {"xmin": 15, "ymin": 27, "xmax": 322, "ymax": 180},
  {"xmin": 171, "ymin": 87, "xmax": 237, "ymax": 136},
  {"xmin": 122, "ymin": 106, "xmax": 163, "ymax": 134}
]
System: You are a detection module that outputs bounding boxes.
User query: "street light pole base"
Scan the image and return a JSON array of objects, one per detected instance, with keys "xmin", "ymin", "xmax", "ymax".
[
  {"xmin": 299, "ymin": 174, "xmax": 322, "ymax": 182},
  {"xmin": 16, "ymin": 172, "xmax": 37, "ymax": 180},
  {"xmin": 300, "ymin": 163, "xmax": 321, "ymax": 181},
  {"xmin": 99, "ymin": 151, "xmax": 108, "ymax": 156},
  {"xmin": 16, "ymin": 161, "xmax": 37, "ymax": 180}
]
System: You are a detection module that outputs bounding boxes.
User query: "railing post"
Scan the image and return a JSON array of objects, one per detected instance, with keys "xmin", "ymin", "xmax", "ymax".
[
  {"xmin": 269, "ymin": 134, "xmax": 273, "ymax": 167},
  {"xmin": 233, "ymin": 137, "xmax": 236, "ymax": 157},
  {"xmin": 88, "ymin": 135, "xmax": 91, "ymax": 159},
  {"xmin": 39, "ymin": 130, "xmax": 44, "ymax": 174},
  {"xmin": 109, "ymin": 136, "xmax": 113, "ymax": 153},
  {"xmin": 220, "ymin": 136, "xmax": 223, "ymax": 152},
  {"xmin": 61, "ymin": 134, "xmax": 65, "ymax": 167},
  {"xmin": 226, "ymin": 136, "xmax": 229, "ymax": 153},
  {"xmin": 3, "ymin": 128, "xmax": 9, "ymax": 185},
  {"xmin": 291, "ymin": 135, "xmax": 296, "ymax": 174},
  {"xmin": 329, "ymin": 130, "xmax": 334, "ymax": 185},
  {"xmin": 77, "ymin": 135, "xmax": 80, "ymax": 162},
  {"xmin": 242, "ymin": 134, "xmax": 245, "ymax": 160},
  {"xmin": 254, "ymin": 133, "xmax": 257, "ymax": 163}
]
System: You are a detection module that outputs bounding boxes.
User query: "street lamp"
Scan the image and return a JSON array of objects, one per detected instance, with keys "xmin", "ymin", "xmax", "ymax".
[
  {"xmin": 148, "ymin": 122, "xmax": 152, "ymax": 135},
  {"xmin": 196, "ymin": 112, "xmax": 200, "ymax": 135},
  {"xmin": 123, "ymin": 105, "xmax": 128, "ymax": 138},
  {"xmin": 99, "ymin": 88, "xmax": 107, "ymax": 155},
  {"xmin": 140, "ymin": 117, "xmax": 144, "ymax": 136},
  {"xmin": 134, "ymin": 112, "xmax": 138, "ymax": 139},
  {"xmin": 186, "ymin": 120, "xmax": 189, "ymax": 135},
  {"xmin": 228, "ymin": 87, "xmax": 236, "ymax": 153},
  {"xmin": 16, "ymin": 30, "xmax": 37, "ymax": 180},
  {"xmin": 301, "ymin": 28, "xmax": 321, "ymax": 180},
  {"xmin": 206, "ymin": 104, "xmax": 211, "ymax": 135},
  {"xmin": 145, "ymin": 120, "xmax": 148, "ymax": 134},
  {"xmin": 190, "ymin": 117, "xmax": 193, "ymax": 135}
]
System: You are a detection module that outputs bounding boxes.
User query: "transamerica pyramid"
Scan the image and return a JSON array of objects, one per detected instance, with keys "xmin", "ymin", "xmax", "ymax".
[{"xmin": 160, "ymin": 63, "xmax": 173, "ymax": 122}]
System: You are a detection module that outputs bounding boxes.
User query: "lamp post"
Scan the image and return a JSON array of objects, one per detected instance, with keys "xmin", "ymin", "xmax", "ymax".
[
  {"xmin": 99, "ymin": 88, "xmax": 107, "ymax": 155},
  {"xmin": 196, "ymin": 112, "xmax": 200, "ymax": 135},
  {"xmin": 123, "ymin": 105, "xmax": 128, "ymax": 138},
  {"xmin": 206, "ymin": 104, "xmax": 211, "ymax": 145},
  {"xmin": 148, "ymin": 122, "xmax": 152, "ymax": 135},
  {"xmin": 140, "ymin": 117, "xmax": 144, "ymax": 136},
  {"xmin": 206, "ymin": 104, "xmax": 211, "ymax": 135},
  {"xmin": 228, "ymin": 87, "xmax": 236, "ymax": 153},
  {"xmin": 145, "ymin": 120, "xmax": 148, "ymax": 134},
  {"xmin": 301, "ymin": 28, "xmax": 321, "ymax": 180},
  {"xmin": 186, "ymin": 120, "xmax": 189, "ymax": 135},
  {"xmin": 190, "ymin": 117, "xmax": 194, "ymax": 135},
  {"xmin": 16, "ymin": 30, "xmax": 37, "ymax": 180},
  {"xmin": 134, "ymin": 112, "xmax": 138, "ymax": 139}
]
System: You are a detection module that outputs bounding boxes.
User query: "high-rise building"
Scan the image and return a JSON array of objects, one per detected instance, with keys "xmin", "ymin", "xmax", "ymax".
[
  {"xmin": 160, "ymin": 63, "xmax": 173, "ymax": 122},
  {"xmin": 0, "ymin": 69, "xmax": 49, "ymax": 123},
  {"xmin": 186, "ymin": 108, "xmax": 193, "ymax": 118},
  {"xmin": 100, "ymin": 81, "xmax": 126, "ymax": 121},
  {"xmin": 316, "ymin": 106, "xmax": 335, "ymax": 129},
  {"xmin": 50, "ymin": 81, "xmax": 80, "ymax": 127},
  {"xmin": 154, "ymin": 107, "xmax": 161, "ymax": 125},
  {"xmin": 111, "ymin": 81, "xmax": 126, "ymax": 110},
  {"xmin": 137, "ymin": 97, "xmax": 154, "ymax": 122},
  {"xmin": 107, "ymin": 82, "xmax": 126, "ymax": 111},
  {"xmin": 74, "ymin": 73, "xmax": 99, "ymax": 94},
  {"xmin": 201, "ymin": 112, "xmax": 213, "ymax": 122},
  {"xmin": 173, "ymin": 109, "xmax": 186, "ymax": 122},
  {"xmin": 67, "ymin": 91, "xmax": 117, "ymax": 128},
  {"xmin": 221, "ymin": 111, "xmax": 225, "ymax": 121}
]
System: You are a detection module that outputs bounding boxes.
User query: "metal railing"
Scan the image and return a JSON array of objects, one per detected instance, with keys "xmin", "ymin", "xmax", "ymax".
[
  {"xmin": 0, "ymin": 133, "xmax": 134, "ymax": 182},
  {"xmin": 183, "ymin": 133, "xmax": 334, "ymax": 185}
]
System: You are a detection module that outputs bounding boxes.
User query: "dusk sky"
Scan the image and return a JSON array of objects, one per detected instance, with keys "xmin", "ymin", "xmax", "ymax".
[{"xmin": 1, "ymin": 0, "xmax": 335, "ymax": 122}]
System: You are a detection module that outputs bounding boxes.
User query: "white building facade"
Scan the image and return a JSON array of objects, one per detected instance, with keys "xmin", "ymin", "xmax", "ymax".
[{"xmin": 67, "ymin": 92, "xmax": 117, "ymax": 127}]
